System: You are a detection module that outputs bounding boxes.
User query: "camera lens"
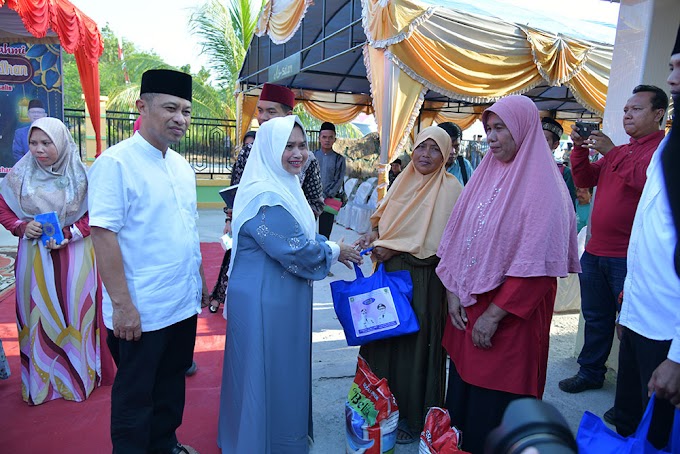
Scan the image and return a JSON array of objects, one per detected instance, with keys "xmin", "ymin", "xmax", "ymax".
[{"xmin": 485, "ymin": 399, "xmax": 577, "ymax": 454}]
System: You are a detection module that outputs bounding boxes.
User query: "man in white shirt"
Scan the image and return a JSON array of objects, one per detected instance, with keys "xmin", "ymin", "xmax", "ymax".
[
  {"xmin": 613, "ymin": 34, "xmax": 680, "ymax": 449},
  {"xmin": 88, "ymin": 69, "xmax": 208, "ymax": 454}
]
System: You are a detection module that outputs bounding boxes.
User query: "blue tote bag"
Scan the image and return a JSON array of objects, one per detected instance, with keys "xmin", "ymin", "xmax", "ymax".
[
  {"xmin": 331, "ymin": 262, "xmax": 418, "ymax": 346},
  {"xmin": 577, "ymin": 393, "xmax": 680, "ymax": 454}
]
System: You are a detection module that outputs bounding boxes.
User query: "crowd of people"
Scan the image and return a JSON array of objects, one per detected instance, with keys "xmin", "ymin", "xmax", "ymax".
[{"xmin": 0, "ymin": 27, "xmax": 678, "ymax": 454}]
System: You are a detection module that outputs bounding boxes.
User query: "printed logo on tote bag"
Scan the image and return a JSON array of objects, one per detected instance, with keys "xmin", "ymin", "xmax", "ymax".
[{"xmin": 349, "ymin": 287, "xmax": 400, "ymax": 337}]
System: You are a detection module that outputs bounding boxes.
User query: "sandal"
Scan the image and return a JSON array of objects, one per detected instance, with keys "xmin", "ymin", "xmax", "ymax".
[{"xmin": 396, "ymin": 419, "xmax": 418, "ymax": 444}]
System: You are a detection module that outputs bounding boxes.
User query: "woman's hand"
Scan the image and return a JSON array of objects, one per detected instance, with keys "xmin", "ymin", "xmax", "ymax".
[
  {"xmin": 354, "ymin": 230, "xmax": 378, "ymax": 250},
  {"xmin": 472, "ymin": 313, "xmax": 499, "ymax": 349},
  {"xmin": 25, "ymin": 220, "xmax": 42, "ymax": 239},
  {"xmin": 45, "ymin": 237, "xmax": 69, "ymax": 250},
  {"xmin": 471, "ymin": 303, "xmax": 507, "ymax": 349},
  {"xmin": 447, "ymin": 291, "xmax": 467, "ymax": 330},
  {"xmin": 372, "ymin": 246, "xmax": 398, "ymax": 263},
  {"xmin": 338, "ymin": 239, "xmax": 363, "ymax": 269}
]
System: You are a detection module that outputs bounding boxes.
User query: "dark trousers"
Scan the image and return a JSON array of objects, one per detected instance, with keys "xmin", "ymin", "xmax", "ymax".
[
  {"xmin": 577, "ymin": 251, "xmax": 627, "ymax": 384},
  {"xmin": 107, "ymin": 315, "xmax": 197, "ymax": 454},
  {"xmin": 614, "ymin": 327, "xmax": 675, "ymax": 449},
  {"xmin": 445, "ymin": 360, "xmax": 529, "ymax": 454},
  {"xmin": 319, "ymin": 211, "xmax": 335, "ymax": 240}
]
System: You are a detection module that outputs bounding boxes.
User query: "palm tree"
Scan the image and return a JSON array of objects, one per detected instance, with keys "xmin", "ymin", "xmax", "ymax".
[
  {"xmin": 105, "ymin": 55, "xmax": 229, "ymax": 118},
  {"xmin": 189, "ymin": 0, "xmax": 363, "ymax": 137},
  {"xmin": 189, "ymin": 0, "xmax": 262, "ymax": 116}
]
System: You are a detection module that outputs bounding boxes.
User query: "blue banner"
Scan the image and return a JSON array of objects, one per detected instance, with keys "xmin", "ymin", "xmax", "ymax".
[{"xmin": 0, "ymin": 42, "xmax": 63, "ymax": 174}]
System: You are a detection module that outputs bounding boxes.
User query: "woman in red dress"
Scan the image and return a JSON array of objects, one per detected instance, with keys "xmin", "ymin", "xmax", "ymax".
[{"xmin": 436, "ymin": 95, "xmax": 581, "ymax": 453}]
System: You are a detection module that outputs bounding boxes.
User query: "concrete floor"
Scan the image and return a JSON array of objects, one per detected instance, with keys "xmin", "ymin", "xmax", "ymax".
[
  {"xmin": 195, "ymin": 209, "xmax": 615, "ymax": 453},
  {"xmin": 0, "ymin": 208, "xmax": 615, "ymax": 452}
]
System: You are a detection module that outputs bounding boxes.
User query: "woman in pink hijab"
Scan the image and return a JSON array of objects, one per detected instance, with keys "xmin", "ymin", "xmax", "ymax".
[{"xmin": 435, "ymin": 95, "xmax": 581, "ymax": 453}]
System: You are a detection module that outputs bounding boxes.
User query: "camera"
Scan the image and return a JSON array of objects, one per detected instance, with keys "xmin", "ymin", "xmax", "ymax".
[
  {"xmin": 575, "ymin": 121, "xmax": 599, "ymax": 139},
  {"xmin": 485, "ymin": 399, "xmax": 577, "ymax": 454}
]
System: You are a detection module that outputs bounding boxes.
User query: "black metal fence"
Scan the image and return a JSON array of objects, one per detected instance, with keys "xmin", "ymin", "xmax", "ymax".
[
  {"xmin": 106, "ymin": 110, "xmax": 138, "ymax": 149},
  {"xmin": 105, "ymin": 111, "xmax": 237, "ymax": 177},
  {"xmin": 64, "ymin": 108, "xmax": 86, "ymax": 159},
  {"xmin": 65, "ymin": 109, "xmax": 355, "ymax": 175}
]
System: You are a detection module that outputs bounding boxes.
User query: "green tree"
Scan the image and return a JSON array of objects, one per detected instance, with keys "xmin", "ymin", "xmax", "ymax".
[
  {"xmin": 188, "ymin": 0, "xmax": 362, "ymax": 136},
  {"xmin": 63, "ymin": 24, "xmax": 230, "ymax": 118},
  {"xmin": 189, "ymin": 0, "xmax": 262, "ymax": 116}
]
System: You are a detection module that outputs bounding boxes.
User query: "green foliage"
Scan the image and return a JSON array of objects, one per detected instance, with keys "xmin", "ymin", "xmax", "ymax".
[
  {"xmin": 188, "ymin": 0, "xmax": 363, "ymax": 133},
  {"xmin": 189, "ymin": 0, "xmax": 263, "ymax": 115},
  {"xmin": 63, "ymin": 23, "xmax": 230, "ymax": 118}
]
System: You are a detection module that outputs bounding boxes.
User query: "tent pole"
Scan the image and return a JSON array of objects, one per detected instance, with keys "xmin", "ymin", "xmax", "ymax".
[{"xmin": 378, "ymin": 53, "xmax": 395, "ymax": 200}]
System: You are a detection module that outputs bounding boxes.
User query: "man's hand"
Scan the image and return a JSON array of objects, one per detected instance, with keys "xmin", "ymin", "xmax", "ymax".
[
  {"xmin": 570, "ymin": 125, "xmax": 587, "ymax": 148},
  {"xmin": 112, "ymin": 303, "xmax": 142, "ymax": 341},
  {"xmin": 25, "ymin": 220, "xmax": 42, "ymax": 239},
  {"xmin": 223, "ymin": 208, "xmax": 233, "ymax": 235},
  {"xmin": 648, "ymin": 359, "xmax": 680, "ymax": 407},
  {"xmin": 585, "ymin": 130, "xmax": 615, "ymax": 156},
  {"xmin": 91, "ymin": 226, "xmax": 139, "ymax": 340},
  {"xmin": 447, "ymin": 291, "xmax": 467, "ymax": 330}
]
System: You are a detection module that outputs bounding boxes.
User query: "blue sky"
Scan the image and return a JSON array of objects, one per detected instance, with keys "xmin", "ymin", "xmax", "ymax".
[{"xmin": 69, "ymin": 0, "xmax": 211, "ymax": 71}]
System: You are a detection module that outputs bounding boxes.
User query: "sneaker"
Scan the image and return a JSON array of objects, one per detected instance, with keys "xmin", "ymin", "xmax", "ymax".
[
  {"xmin": 558, "ymin": 375, "xmax": 602, "ymax": 393},
  {"xmin": 185, "ymin": 361, "xmax": 198, "ymax": 377},
  {"xmin": 603, "ymin": 406, "xmax": 616, "ymax": 425}
]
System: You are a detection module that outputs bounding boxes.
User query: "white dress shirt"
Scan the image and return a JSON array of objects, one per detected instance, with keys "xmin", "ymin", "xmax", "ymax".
[
  {"xmin": 621, "ymin": 136, "xmax": 680, "ymax": 362},
  {"xmin": 88, "ymin": 133, "xmax": 202, "ymax": 332}
]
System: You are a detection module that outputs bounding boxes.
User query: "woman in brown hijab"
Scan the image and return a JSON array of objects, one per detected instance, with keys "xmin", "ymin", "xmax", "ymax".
[{"xmin": 355, "ymin": 125, "xmax": 463, "ymax": 443}]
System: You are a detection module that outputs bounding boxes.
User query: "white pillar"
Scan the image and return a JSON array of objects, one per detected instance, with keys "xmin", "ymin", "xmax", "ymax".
[
  {"xmin": 574, "ymin": 0, "xmax": 680, "ymax": 370},
  {"xmin": 602, "ymin": 0, "xmax": 680, "ymax": 145}
]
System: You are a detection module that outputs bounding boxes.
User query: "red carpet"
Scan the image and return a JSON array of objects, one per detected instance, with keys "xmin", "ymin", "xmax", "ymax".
[{"xmin": 0, "ymin": 243, "xmax": 227, "ymax": 453}]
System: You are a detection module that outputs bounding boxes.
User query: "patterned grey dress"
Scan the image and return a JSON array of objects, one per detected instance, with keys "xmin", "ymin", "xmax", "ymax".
[{"xmin": 217, "ymin": 205, "xmax": 332, "ymax": 453}]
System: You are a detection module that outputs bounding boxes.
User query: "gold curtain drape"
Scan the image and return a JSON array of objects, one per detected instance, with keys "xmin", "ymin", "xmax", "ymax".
[
  {"xmin": 412, "ymin": 102, "xmax": 484, "ymax": 140},
  {"xmin": 236, "ymin": 92, "xmax": 259, "ymax": 145},
  {"xmin": 255, "ymin": 0, "xmax": 312, "ymax": 44},
  {"xmin": 362, "ymin": 0, "xmax": 434, "ymax": 48},
  {"xmin": 246, "ymin": 0, "xmax": 614, "ymax": 202},
  {"xmin": 436, "ymin": 113, "xmax": 479, "ymax": 131},
  {"xmin": 300, "ymin": 101, "xmax": 371, "ymax": 124},
  {"xmin": 362, "ymin": 1, "xmax": 611, "ymax": 115},
  {"xmin": 364, "ymin": 45, "xmax": 427, "ymax": 199}
]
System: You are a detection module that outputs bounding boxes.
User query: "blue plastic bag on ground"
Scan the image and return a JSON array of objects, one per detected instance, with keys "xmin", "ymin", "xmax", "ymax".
[
  {"xmin": 331, "ymin": 262, "xmax": 417, "ymax": 346},
  {"xmin": 577, "ymin": 393, "xmax": 680, "ymax": 454}
]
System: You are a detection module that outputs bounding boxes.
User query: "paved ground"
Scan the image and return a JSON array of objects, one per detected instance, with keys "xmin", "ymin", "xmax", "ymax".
[
  {"xmin": 0, "ymin": 209, "xmax": 615, "ymax": 452},
  {"xmin": 196, "ymin": 208, "xmax": 616, "ymax": 453}
]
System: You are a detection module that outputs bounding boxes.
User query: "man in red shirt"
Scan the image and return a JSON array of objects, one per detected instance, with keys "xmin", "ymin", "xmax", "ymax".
[{"xmin": 559, "ymin": 85, "xmax": 668, "ymax": 394}]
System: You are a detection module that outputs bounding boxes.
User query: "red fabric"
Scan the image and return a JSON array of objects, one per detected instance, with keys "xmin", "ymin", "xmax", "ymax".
[
  {"xmin": 0, "ymin": 195, "xmax": 27, "ymax": 237},
  {"xmin": 0, "ymin": 195, "xmax": 92, "ymax": 239},
  {"xmin": 260, "ymin": 82, "xmax": 296, "ymax": 108},
  {"xmin": 570, "ymin": 130, "xmax": 664, "ymax": 257},
  {"xmin": 74, "ymin": 49, "xmax": 102, "ymax": 155},
  {"xmin": 1, "ymin": 0, "xmax": 103, "ymax": 155},
  {"xmin": 0, "ymin": 242, "xmax": 226, "ymax": 453},
  {"xmin": 442, "ymin": 276, "xmax": 557, "ymax": 398}
]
